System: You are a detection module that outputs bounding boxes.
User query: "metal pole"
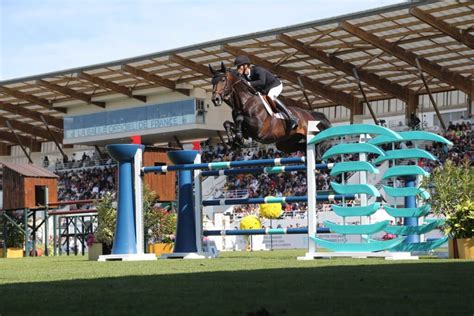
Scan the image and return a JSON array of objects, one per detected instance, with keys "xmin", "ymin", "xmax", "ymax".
[
  {"xmin": 5, "ymin": 121, "xmax": 33, "ymax": 164},
  {"xmin": 73, "ymin": 216, "xmax": 78, "ymax": 255},
  {"xmin": 81, "ymin": 216, "xmax": 85, "ymax": 256},
  {"xmin": 270, "ymin": 219, "xmax": 273, "ymax": 251},
  {"xmin": 53, "ymin": 214, "xmax": 57, "ymax": 256},
  {"xmin": 32, "ymin": 211, "xmax": 36, "ymax": 256},
  {"xmin": 415, "ymin": 58, "xmax": 446, "ymax": 131},
  {"xmin": 39, "ymin": 115, "xmax": 68, "ymax": 162},
  {"xmin": 3, "ymin": 214, "xmax": 7, "ymax": 258},
  {"xmin": 66, "ymin": 218, "xmax": 70, "ymax": 256},
  {"xmin": 24, "ymin": 209, "xmax": 29, "ymax": 257},
  {"xmin": 353, "ymin": 69, "xmax": 379, "ymax": 125},
  {"xmin": 44, "ymin": 207, "xmax": 49, "ymax": 256}
]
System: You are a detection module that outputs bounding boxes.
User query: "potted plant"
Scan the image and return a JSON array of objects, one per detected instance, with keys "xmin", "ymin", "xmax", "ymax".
[
  {"xmin": 140, "ymin": 186, "xmax": 176, "ymax": 256},
  {"xmin": 86, "ymin": 233, "xmax": 103, "ymax": 261},
  {"xmin": 424, "ymin": 160, "xmax": 473, "ymax": 259},
  {"xmin": 91, "ymin": 186, "xmax": 175, "ymax": 259},
  {"xmin": 92, "ymin": 192, "xmax": 116, "ymax": 259},
  {"xmin": 0, "ymin": 212, "xmax": 25, "ymax": 258},
  {"xmin": 145, "ymin": 205, "xmax": 176, "ymax": 256}
]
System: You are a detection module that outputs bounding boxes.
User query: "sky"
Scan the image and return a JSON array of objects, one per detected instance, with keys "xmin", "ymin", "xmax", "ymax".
[{"xmin": 0, "ymin": 0, "xmax": 404, "ymax": 81}]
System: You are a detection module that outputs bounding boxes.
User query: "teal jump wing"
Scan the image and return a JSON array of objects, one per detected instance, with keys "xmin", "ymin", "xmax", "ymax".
[
  {"xmin": 310, "ymin": 236, "xmax": 405, "ymax": 252},
  {"xmin": 330, "ymin": 161, "xmax": 379, "ymax": 176},
  {"xmin": 384, "ymin": 220, "xmax": 443, "ymax": 235},
  {"xmin": 323, "ymin": 220, "xmax": 389, "ymax": 235},
  {"xmin": 375, "ymin": 149, "xmax": 436, "ymax": 164},
  {"xmin": 332, "ymin": 203, "xmax": 381, "ymax": 217},
  {"xmin": 383, "ymin": 204, "xmax": 431, "ymax": 217},
  {"xmin": 382, "ymin": 166, "xmax": 430, "ymax": 179},
  {"xmin": 383, "ymin": 185, "xmax": 430, "ymax": 200},
  {"xmin": 331, "ymin": 182, "xmax": 380, "ymax": 197},
  {"xmin": 399, "ymin": 131, "xmax": 453, "ymax": 145},
  {"xmin": 308, "ymin": 124, "xmax": 402, "ymax": 145},
  {"xmin": 391, "ymin": 237, "xmax": 448, "ymax": 252},
  {"xmin": 322, "ymin": 143, "xmax": 385, "ymax": 160},
  {"xmin": 369, "ymin": 131, "xmax": 453, "ymax": 146}
]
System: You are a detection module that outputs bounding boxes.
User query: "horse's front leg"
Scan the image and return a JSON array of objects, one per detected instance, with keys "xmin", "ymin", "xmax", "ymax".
[
  {"xmin": 223, "ymin": 120, "xmax": 235, "ymax": 142},
  {"xmin": 233, "ymin": 113, "xmax": 245, "ymax": 143}
]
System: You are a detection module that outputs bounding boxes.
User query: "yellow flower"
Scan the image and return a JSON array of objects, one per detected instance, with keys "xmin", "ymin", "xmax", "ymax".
[
  {"xmin": 240, "ymin": 215, "xmax": 262, "ymax": 230},
  {"xmin": 259, "ymin": 200, "xmax": 283, "ymax": 219}
]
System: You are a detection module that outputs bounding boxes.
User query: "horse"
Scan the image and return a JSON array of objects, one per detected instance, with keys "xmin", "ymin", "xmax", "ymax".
[{"xmin": 209, "ymin": 62, "xmax": 332, "ymax": 155}]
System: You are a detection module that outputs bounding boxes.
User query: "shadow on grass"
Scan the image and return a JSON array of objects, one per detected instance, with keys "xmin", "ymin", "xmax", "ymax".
[{"xmin": 0, "ymin": 261, "xmax": 472, "ymax": 315}]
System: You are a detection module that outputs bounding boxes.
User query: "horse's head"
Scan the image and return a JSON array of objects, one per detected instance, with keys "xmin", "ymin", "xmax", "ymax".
[{"xmin": 209, "ymin": 62, "xmax": 241, "ymax": 106}]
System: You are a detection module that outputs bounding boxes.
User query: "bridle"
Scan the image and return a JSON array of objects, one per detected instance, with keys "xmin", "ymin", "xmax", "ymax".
[{"xmin": 213, "ymin": 71, "xmax": 243, "ymax": 102}]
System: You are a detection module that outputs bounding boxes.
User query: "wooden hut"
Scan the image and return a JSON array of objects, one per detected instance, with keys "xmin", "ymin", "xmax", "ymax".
[
  {"xmin": 143, "ymin": 147, "xmax": 176, "ymax": 201},
  {"xmin": 1, "ymin": 163, "xmax": 58, "ymax": 210}
]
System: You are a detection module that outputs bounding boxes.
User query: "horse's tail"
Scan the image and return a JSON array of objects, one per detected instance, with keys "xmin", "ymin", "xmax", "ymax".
[
  {"xmin": 308, "ymin": 111, "xmax": 332, "ymax": 161},
  {"xmin": 309, "ymin": 111, "xmax": 332, "ymax": 131}
]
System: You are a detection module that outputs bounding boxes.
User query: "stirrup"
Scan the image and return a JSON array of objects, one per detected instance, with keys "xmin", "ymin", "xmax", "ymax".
[{"xmin": 290, "ymin": 119, "xmax": 298, "ymax": 129}]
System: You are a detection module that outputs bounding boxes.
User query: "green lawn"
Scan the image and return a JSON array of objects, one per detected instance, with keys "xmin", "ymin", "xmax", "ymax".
[{"xmin": 0, "ymin": 250, "xmax": 472, "ymax": 315}]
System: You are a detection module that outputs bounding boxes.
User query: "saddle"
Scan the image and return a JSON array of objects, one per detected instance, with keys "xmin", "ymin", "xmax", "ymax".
[
  {"xmin": 263, "ymin": 95, "xmax": 278, "ymax": 113},
  {"xmin": 259, "ymin": 94, "xmax": 285, "ymax": 120}
]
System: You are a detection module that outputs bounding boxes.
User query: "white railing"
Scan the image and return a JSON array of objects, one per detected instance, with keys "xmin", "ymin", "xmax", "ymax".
[
  {"xmin": 49, "ymin": 159, "xmax": 116, "ymax": 172},
  {"xmin": 222, "ymin": 189, "xmax": 249, "ymax": 199}
]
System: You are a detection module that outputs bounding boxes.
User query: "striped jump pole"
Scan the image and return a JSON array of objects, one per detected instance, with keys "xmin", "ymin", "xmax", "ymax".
[
  {"xmin": 200, "ymin": 163, "xmax": 332, "ymax": 177},
  {"xmin": 201, "ymin": 194, "xmax": 355, "ymax": 206},
  {"xmin": 203, "ymin": 227, "xmax": 330, "ymax": 236},
  {"xmin": 142, "ymin": 157, "xmax": 306, "ymax": 174}
]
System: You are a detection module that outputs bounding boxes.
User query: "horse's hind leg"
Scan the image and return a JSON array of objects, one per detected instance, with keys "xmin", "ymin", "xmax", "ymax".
[{"xmin": 276, "ymin": 135, "xmax": 305, "ymax": 154}]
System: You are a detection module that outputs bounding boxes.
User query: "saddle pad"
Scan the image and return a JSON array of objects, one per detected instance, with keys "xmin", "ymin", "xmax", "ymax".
[{"xmin": 258, "ymin": 94, "xmax": 285, "ymax": 120}]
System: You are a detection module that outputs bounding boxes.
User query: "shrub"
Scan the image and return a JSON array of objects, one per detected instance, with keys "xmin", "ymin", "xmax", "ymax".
[{"xmin": 423, "ymin": 160, "xmax": 473, "ymax": 239}]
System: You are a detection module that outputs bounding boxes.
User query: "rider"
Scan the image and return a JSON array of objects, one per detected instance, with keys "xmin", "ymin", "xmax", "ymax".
[{"xmin": 234, "ymin": 56, "xmax": 298, "ymax": 129}]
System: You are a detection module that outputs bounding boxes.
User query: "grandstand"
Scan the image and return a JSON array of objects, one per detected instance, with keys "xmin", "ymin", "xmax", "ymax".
[{"xmin": 0, "ymin": 0, "xmax": 472, "ymax": 249}]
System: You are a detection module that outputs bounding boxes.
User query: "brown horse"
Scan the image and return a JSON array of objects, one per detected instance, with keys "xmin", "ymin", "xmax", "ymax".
[{"xmin": 209, "ymin": 63, "xmax": 331, "ymax": 154}]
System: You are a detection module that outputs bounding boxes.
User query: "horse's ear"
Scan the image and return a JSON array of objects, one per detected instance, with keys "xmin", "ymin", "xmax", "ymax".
[
  {"xmin": 221, "ymin": 62, "xmax": 226, "ymax": 72},
  {"xmin": 208, "ymin": 64, "xmax": 215, "ymax": 75}
]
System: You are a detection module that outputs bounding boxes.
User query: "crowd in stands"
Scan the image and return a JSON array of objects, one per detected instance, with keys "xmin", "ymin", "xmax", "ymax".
[
  {"xmin": 57, "ymin": 165, "xmax": 117, "ymax": 201},
  {"xmin": 50, "ymin": 151, "xmax": 117, "ymax": 201},
  {"xmin": 201, "ymin": 143, "xmax": 346, "ymax": 217}
]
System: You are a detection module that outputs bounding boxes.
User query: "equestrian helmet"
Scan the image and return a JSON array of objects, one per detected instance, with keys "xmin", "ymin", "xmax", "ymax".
[{"xmin": 234, "ymin": 56, "xmax": 251, "ymax": 67}]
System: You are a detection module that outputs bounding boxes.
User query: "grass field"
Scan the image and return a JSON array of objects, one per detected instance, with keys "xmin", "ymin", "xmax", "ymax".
[{"xmin": 0, "ymin": 250, "xmax": 473, "ymax": 315}]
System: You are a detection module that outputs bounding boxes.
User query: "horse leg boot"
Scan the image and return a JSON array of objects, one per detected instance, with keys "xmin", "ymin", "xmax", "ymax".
[{"xmin": 274, "ymin": 98, "xmax": 298, "ymax": 129}]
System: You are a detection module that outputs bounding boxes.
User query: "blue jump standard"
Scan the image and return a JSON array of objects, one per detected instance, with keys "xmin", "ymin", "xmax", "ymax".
[
  {"xmin": 200, "ymin": 163, "xmax": 330, "ymax": 177},
  {"xmin": 203, "ymin": 227, "xmax": 330, "ymax": 236},
  {"xmin": 167, "ymin": 150, "xmax": 200, "ymax": 253},
  {"xmin": 201, "ymin": 194, "xmax": 356, "ymax": 206},
  {"xmin": 106, "ymin": 144, "xmax": 141, "ymax": 255},
  {"xmin": 404, "ymin": 176, "xmax": 420, "ymax": 243},
  {"xmin": 143, "ymin": 157, "xmax": 306, "ymax": 173}
]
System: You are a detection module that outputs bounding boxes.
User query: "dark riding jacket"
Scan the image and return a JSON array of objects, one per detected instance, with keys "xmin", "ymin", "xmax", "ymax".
[{"xmin": 246, "ymin": 66, "xmax": 281, "ymax": 95}]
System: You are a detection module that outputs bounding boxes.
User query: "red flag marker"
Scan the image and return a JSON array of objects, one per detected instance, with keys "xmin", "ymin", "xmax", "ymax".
[{"xmin": 131, "ymin": 135, "xmax": 141, "ymax": 144}]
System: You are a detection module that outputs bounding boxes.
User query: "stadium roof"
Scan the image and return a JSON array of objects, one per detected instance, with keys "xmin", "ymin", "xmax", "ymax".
[{"xmin": 0, "ymin": 0, "xmax": 473, "ymax": 151}]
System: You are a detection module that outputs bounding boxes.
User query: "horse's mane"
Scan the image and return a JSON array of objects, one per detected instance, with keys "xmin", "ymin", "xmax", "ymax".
[
  {"xmin": 211, "ymin": 69, "xmax": 256, "ymax": 94},
  {"xmin": 211, "ymin": 69, "xmax": 244, "ymax": 85}
]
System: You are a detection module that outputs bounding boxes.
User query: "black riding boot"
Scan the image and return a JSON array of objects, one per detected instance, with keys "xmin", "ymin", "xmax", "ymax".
[{"xmin": 274, "ymin": 98, "xmax": 298, "ymax": 129}]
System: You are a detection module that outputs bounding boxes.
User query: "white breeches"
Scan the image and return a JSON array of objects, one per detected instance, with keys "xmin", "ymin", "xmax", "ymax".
[{"xmin": 267, "ymin": 83, "xmax": 283, "ymax": 100}]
